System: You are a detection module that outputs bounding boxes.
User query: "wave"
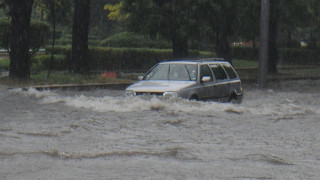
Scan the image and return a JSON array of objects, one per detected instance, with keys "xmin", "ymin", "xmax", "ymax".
[
  {"xmin": 10, "ymin": 87, "xmax": 319, "ymax": 116},
  {"xmin": 42, "ymin": 148, "xmax": 181, "ymax": 159}
]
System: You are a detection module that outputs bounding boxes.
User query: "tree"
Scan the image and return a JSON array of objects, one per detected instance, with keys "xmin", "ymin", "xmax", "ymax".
[
  {"xmin": 236, "ymin": 0, "xmax": 315, "ymax": 73},
  {"xmin": 6, "ymin": 0, "xmax": 34, "ymax": 79},
  {"xmin": 267, "ymin": 0, "xmax": 314, "ymax": 73},
  {"xmin": 123, "ymin": 0, "xmax": 197, "ymax": 58},
  {"xmin": 101, "ymin": 0, "xmax": 128, "ymax": 38},
  {"xmin": 237, "ymin": 0, "xmax": 260, "ymax": 58},
  {"xmin": 194, "ymin": 0, "xmax": 240, "ymax": 63},
  {"xmin": 90, "ymin": 0, "xmax": 115, "ymax": 38},
  {"xmin": 33, "ymin": 0, "xmax": 73, "ymax": 25},
  {"xmin": 34, "ymin": 0, "xmax": 72, "ymax": 77},
  {"xmin": 104, "ymin": 1, "xmax": 128, "ymax": 21},
  {"xmin": 0, "ymin": 18, "xmax": 49, "ymax": 56},
  {"xmin": 71, "ymin": 0, "xmax": 91, "ymax": 73}
]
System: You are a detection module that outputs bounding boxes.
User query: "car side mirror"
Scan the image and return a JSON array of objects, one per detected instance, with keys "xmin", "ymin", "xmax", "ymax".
[
  {"xmin": 201, "ymin": 76, "xmax": 211, "ymax": 82},
  {"xmin": 138, "ymin": 75, "xmax": 144, "ymax": 80}
]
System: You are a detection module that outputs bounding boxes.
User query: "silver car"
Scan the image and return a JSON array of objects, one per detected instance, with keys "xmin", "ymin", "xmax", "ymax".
[{"xmin": 125, "ymin": 58, "xmax": 243, "ymax": 103}]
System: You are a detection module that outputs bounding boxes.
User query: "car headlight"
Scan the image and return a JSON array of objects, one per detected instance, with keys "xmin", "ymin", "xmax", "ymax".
[
  {"xmin": 163, "ymin": 91, "xmax": 178, "ymax": 98},
  {"xmin": 125, "ymin": 90, "xmax": 136, "ymax": 96}
]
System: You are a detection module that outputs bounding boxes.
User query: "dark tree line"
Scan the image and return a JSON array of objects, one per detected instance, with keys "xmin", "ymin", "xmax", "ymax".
[
  {"xmin": 122, "ymin": 0, "xmax": 319, "ymax": 71},
  {"xmin": 1, "ymin": 0, "xmax": 91, "ymax": 79},
  {"xmin": 1, "ymin": 0, "xmax": 319, "ymax": 79}
]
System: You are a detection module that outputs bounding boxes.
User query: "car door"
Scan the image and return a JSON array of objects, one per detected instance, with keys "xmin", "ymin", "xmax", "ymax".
[
  {"xmin": 209, "ymin": 64, "xmax": 229, "ymax": 101},
  {"xmin": 198, "ymin": 64, "xmax": 214, "ymax": 100}
]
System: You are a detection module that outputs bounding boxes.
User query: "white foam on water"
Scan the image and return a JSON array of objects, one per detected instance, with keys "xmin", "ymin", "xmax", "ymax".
[
  {"xmin": 42, "ymin": 94, "xmax": 248, "ymax": 114},
  {"xmin": 9, "ymin": 88, "xmax": 56, "ymax": 98},
  {"xmin": 10, "ymin": 86, "xmax": 319, "ymax": 116}
]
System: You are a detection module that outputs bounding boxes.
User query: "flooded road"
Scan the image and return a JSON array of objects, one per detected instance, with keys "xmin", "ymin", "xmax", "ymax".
[{"xmin": 1, "ymin": 80, "xmax": 320, "ymax": 180}]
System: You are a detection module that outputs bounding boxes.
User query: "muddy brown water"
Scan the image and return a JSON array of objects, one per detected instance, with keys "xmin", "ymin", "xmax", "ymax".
[{"xmin": 1, "ymin": 80, "xmax": 320, "ymax": 179}]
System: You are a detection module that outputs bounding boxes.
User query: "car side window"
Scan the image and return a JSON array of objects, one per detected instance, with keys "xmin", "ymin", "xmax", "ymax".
[
  {"xmin": 210, "ymin": 64, "xmax": 228, "ymax": 81},
  {"xmin": 222, "ymin": 63, "xmax": 238, "ymax": 79},
  {"xmin": 200, "ymin": 65, "xmax": 213, "ymax": 81}
]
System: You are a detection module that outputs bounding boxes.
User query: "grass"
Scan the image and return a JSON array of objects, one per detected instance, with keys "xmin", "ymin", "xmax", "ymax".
[
  {"xmin": 277, "ymin": 67, "xmax": 320, "ymax": 77},
  {"xmin": 0, "ymin": 58, "xmax": 9, "ymax": 70},
  {"xmin": 0, "ymin": 71, "xmax": 132, "ymax": 88},
  {"xmin": 232, "ymin": 59, "xmax": 258, "ymax": 68}
]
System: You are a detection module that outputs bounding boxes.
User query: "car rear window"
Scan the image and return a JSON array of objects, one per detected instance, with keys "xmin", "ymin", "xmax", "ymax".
[{"xmin": 222, "ymin": 63, "xmax": 238, "ymax": 79}]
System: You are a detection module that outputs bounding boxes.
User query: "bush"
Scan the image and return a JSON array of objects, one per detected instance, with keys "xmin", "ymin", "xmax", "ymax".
[
  {"xmin": 99, "ymin": 32, "xmax": 171, "ymax": 49},
  {"xmin": 46, "ymin": 45, "xmax": 214, "ymax": 71},
  {"xmin": 0, "ymin": 18, "xmax": 10, "ymax": 49},
  {"xmin": 231, "ymin": 46, "xmax": 258, "ymax": 60},
  {"xmin": 89, "ymin": 47, "xmax": 173, "ymax": 71},
  {"xmin": 231, "ymin": 46, "xmax": 319, "ymax": 65},
  {"xmin": 52, "ymin": 38, "xmax": 100, "ymax": 46},
  {"xmin": 279, "ymin": 48, "xmax": 318, "ymax": 65},
  {"xmin": 30, "ymin": 21, "xmax": 50, "ymax": 51},
  {"xmin": 31, "ymin": 54, "xmax": 66, "ymax": 72},
  {"xmin": 0, "ymin": 18, "xmax": 49, "ymax": 51},
  {"xmin": 280, "ymin": 39, "xmax": 301, "ymax": 48}
]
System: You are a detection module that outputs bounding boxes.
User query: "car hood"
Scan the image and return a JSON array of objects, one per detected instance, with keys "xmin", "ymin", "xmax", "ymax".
[{"xmin": 126, "ymin": 80, "xmax": 197, "ymax": 92}]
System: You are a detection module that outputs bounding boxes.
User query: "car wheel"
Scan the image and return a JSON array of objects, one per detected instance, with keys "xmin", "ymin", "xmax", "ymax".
[
  {"xmin": 229, "ymin": 95, "xmax": 237, "ymax": 104},
  {"xmin": 190, "ymin": 94, "xmax": 199, "ymax": 101}
]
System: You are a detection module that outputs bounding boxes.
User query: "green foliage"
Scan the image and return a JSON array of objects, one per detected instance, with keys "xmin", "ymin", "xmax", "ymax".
[
  {"xmin": 0, "ymin": 18, "xmax": 49, "ymax": 51},
  {"xmin": 30, "ymin": 21, "xmax": 50, "ymax": 52},
  {"xmin": 104, "ymin": 1, "xmax": 129, "ymax": 21},
  {"xmin": 236, "ymin": 0, "xmax": 260, "ymax": 41},
  {"xmin": 0, "ymin": 18, "xmax": 10, "ymax": 49},
  {"xmin": 31, "ymin": 54, "xmax": 66, "ymax": 72},
  {"xmin": 46, "ymin": 45, "xmax": 214, "ymax": 71},
  {"xmin": 279, "ymin": 48, "xmax": 319, "ymax": 65},
  {"xmin": 99, "ymin": 32, "xmax": 171, "ymax": 49},
  {"xmin": 123, "ymin": 0, "xmax": 199, "ymax": 57},
  {"xmin": 231, "ymin": 46, "xmax": 319, "ymax": 65},
  {"xmin": 281, "ymin": 39, "xmax": 301, "ymax": 49},
  {"xmin": 232, "ymin": 46, "xmax": 258, "ymax": 60},
  {"xmin": 0, "ymin": 57, "xmax": 9, "ymax": 70},
  {"xmin": 52, "ymin": 39, "xmax": 100, "ymax": 46},
  {"xmin": 34, "ymin": 0, "xmax": 73, "ymax": 25}
]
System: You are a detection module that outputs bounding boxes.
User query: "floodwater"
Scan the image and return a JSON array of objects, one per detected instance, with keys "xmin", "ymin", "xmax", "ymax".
[{"xmin": 0, "ymin": 80, "xmax": 320, "ymax": 180}]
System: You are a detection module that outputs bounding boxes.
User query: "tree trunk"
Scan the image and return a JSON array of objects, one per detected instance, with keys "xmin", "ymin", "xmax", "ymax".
[
  {"xmin": 268, "ymin": 0, "xmax": 280, "ymax": 73},
  {"xmin": 172, "ymin": 36, "xmax": 188, "ymax": 58},
  {"xmin": 9, "ymin": 0, "xmax": 34, "ymax": 79},
  {"xmin": 71, "ymin": 0, "xmax": 91, "ymax": 73},
  {"xmin": 258, "ymin": 0, "xmax": 270, "ymax": 88}
]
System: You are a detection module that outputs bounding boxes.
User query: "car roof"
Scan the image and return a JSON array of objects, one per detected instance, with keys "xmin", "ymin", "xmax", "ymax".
[{"xmin": 159, "ymin": 58, "xmax": 229, "ymax": 65}]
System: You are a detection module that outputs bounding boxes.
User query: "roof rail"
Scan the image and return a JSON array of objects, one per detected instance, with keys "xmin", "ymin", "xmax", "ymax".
[
  {"xmin": 163, "ymin": 57, "xmax": 226, "ymax": 62},
  {"xmin": 198, "ymin": 58, "xmax": 225, "ymax": 62},
  {"xmin": 162, "ymin": 58, "xmax": 197, "ymax": 62}
]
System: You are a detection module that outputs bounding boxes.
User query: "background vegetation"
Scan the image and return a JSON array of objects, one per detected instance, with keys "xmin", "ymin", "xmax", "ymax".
[{"xmin": 0, "ymin": 0, "xmax": 319, "ymax": 83}]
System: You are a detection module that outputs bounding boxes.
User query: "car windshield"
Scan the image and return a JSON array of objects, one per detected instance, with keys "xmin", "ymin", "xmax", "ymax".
[{"xmin": 144, "ymin": 64, "xmax": 197, "ymax": 81}]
